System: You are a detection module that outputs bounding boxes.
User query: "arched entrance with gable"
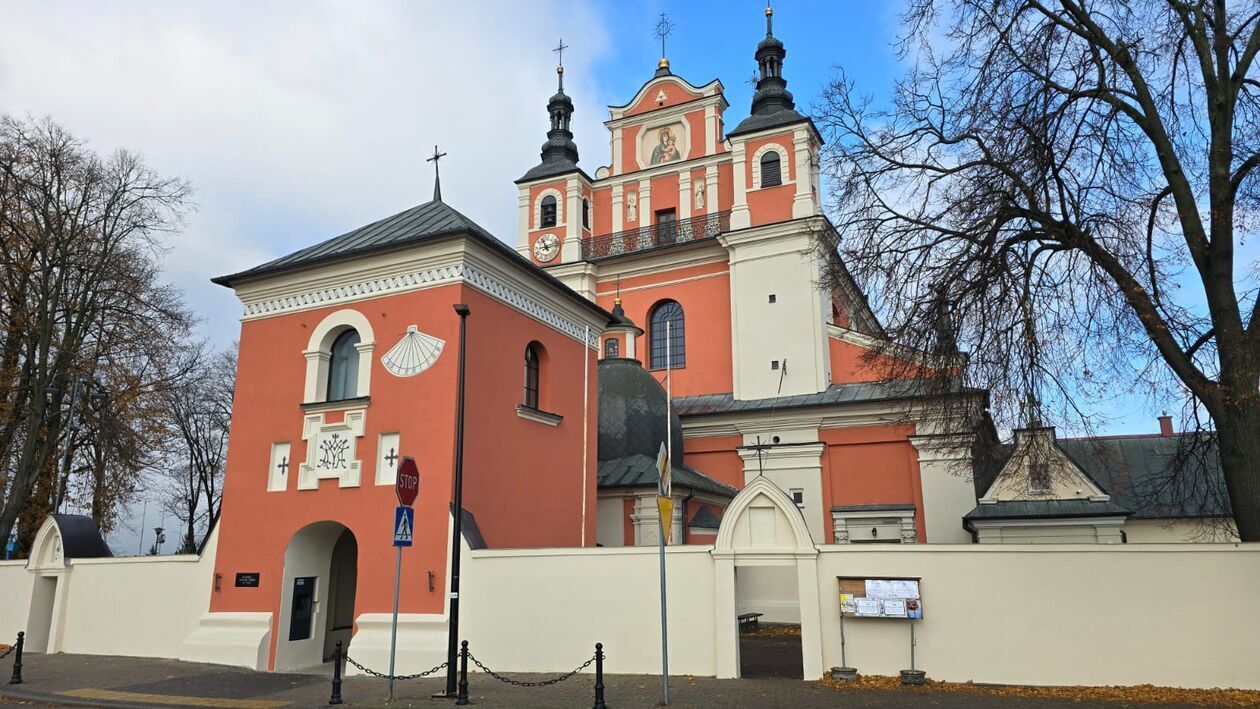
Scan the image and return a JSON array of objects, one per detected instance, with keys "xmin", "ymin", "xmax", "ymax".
[{"xmin": 712, "ymin": 476, "xmax": 824, "ymax": 679}]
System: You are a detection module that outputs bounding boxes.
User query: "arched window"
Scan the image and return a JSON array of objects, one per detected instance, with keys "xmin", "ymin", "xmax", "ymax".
[
  {"xmin": 540, "ymin": 195, "xmax": 558, "ymax": 228},
  {"xmin": 582, "ymin": 198, "xmax": 590, "ymax": 229},
  {"xmin": 760, "ymin": 151, "xmax": 782, "ymax": 188},
  {"xmin": 649, "ymin": 301, "xmax": 685, "ymax": 369},
  {"xmin": 523, "ymin": 343, "xmax": 541, "ymax": 409},
  {"xmin": 327, "ymin": 329, "xmax": 362, "ymax": 400}
]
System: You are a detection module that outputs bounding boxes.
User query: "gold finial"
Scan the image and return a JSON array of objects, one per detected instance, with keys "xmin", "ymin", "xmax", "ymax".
[
  {"xmin": 614, "ymin": 296, "xmax": 623, "ymax": 306},
  {"xmin": 557, "ymin": 65, "xmax": 564, "ymax": 75},
  {"xmin": 766, "ymin": 5, "xmax": 773, "ymax": 16},
  {"xmin": 657, "ymin": 57, "xmax": 670, "ymax": 70}
]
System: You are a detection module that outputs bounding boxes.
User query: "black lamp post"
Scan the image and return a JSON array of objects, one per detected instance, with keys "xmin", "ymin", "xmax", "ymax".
[{"xmin": 442, "ymin": 304, "xmax": 471, "ymax": 698}]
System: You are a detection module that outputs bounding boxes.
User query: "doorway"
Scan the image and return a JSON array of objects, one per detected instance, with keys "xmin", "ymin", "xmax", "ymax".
[
  {"xmin": 274, "ymin": 522, "xmax": 358, "ymax": 671},
  {"xmin": 25, "ymin": 576, "xmax": 58, "ymax": 653},
  {"xmin": 736, "ymin": 566, "xmax": 802, "ymax": 679}
]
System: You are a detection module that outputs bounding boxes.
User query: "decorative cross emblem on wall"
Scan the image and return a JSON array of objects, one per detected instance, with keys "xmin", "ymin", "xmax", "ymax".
[
  {"xmin": 277, "ymin": 456, "xmax": 289, "ymax": 476},
  {"xmin": 385, "ymin": 447, "xmax": 399, "ymax": 468}
]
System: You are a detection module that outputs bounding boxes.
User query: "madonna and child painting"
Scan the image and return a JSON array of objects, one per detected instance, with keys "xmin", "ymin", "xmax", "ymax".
[{"xmin": 647, "ymin": 125, "xmax": 684, "ymax": 165}]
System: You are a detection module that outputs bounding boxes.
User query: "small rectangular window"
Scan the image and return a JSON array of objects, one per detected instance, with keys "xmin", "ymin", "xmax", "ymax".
[
  {"xmin": 768, "ymin": 294, "xmax": 777, "ymax": 303},
  {"xmin": 790, "ymin": 488, "xmax": 804, "ymax": 509},
  {"xmin": 1030, "ymin": 463, "xmax": 1051, "ymax": 492},
  {"xmin": 655, "ymin": 209, "xmax": 677, "ymax": 246},
  {"xmin": 604, "ymin": 338, "xmax": 620, "ymax": 359}
]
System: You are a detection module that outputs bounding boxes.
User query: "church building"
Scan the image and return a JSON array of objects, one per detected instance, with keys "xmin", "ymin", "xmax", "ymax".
[{"xmin": 187, "ymin": 6, "xmax": 979, "ymax": 672}]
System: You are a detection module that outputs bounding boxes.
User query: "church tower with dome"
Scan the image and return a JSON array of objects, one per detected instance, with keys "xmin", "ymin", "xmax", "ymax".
[{"xmin": 518, "ymin": 6, "xmax": 979, "ymax": 548}]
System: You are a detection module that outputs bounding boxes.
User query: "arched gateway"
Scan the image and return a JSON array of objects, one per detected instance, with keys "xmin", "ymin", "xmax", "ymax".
[
  {"xmin": 712, "ymin": 476, "xmax": 824, "ymax": 680},
  {"xmin": 273, "ymin": 521, "xmax": 358, "ymax": 671}
]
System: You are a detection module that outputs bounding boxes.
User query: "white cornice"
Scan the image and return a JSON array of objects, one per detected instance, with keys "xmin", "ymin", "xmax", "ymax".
[
  {"xmin": 234, "ymin": 239, "xmax": 604, "ymax": 349},
  {"xmin": 591, "ymin": 243, "xmax": 728, "ymax": 281},
  {"xmin": 595, "ymin": 152, "xmax": 730, "ymax": 190},
  {"xmin": 827, "ymin": 324, "xmax": 961, "ymax": 370},
  {"xmin": 607, "ymin": 76, "xmax": 726, "ymax": 121}
]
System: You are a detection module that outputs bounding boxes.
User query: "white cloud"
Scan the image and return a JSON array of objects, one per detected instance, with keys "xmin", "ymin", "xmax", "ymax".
[{"xmin": 0, "ymin": 0, "xmax": 610, "ymax": 345}]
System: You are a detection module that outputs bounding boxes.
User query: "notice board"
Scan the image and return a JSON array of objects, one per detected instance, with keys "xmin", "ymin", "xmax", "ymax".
[{"xmin": 838, "ymin": 576, "xmax": 923, "ymax": 620}]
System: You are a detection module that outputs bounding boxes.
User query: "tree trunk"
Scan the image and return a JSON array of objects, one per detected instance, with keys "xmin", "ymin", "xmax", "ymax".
[{"xmin": 1213, "ymin": 400, "xmax": 1260, "ymax": 542}]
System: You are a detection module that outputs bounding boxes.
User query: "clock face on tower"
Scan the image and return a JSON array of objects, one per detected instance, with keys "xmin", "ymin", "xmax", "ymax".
[{"xmin": 533, "ymin": 233, "xmax": 561, "ymax": 263}]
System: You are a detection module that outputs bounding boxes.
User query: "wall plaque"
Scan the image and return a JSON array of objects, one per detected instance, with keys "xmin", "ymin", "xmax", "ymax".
[{"xmin": 235, "ymin": 572, "xmax": 261, "ymax": 588}]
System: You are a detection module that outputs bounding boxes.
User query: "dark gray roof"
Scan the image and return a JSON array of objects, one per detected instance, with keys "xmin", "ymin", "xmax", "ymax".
[
  {"xmin": 51, "ymin": 514, "xmax": 112, "ymax": 559},
  {"xmin": 965, "ymin": 499, "xmax": 1131, "ymax": 521},
  {"xmin": 516, "ymin": 161, "xmax": 593, "ymax": 184},
  {"xmin": 452, "ymin": 504, "xmax": 486, "ymax": 550},
  {"xmin": 599, "ymin": 358, "xmax": 683, "ymax": 465},
  {"xmin": 978, "ymin": 433, "xmax": 1232, "ymax": 520},
  {"xmin": 831, "ymin": 503, "xmax": 916, "ymax": 513},
  {"xmin": 673, "ymin": 380, "xmax": 975, "ymax": 417},
  {"xmin": 598, "ymin": 455, "xmax": 736, "ymax": 498},
  {"xmin": 689, "ymin": 506, "xmax": 722, "ymax": 529},
  {"xmin": 726, "ymin": 111, "xmax": 818, "ymax": 140},
  {"xmin": 1058, "ymin": 435, "xmax": 1230, "ymax": 519},
  {"xmin": 211, "ymin": 199, "xmax": 611, "ymax": 322}
]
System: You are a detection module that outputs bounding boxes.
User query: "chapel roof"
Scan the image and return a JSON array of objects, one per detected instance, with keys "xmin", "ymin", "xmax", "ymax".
[
  {"xmin": 975, "ymin": 433, "xmax": 1232, "ymax": 520},
  {"xmin": 50, "ymin": 514, "xmax": 113, "ymax": 559},
  {"xmin": 212, "ymin": 198, "xmax": 611, "ymax": 323}
]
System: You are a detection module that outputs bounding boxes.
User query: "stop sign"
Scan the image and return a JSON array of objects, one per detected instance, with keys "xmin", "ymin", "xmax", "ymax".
[{"xmin": 396, "ymin": 456, "xmax": 420, "ymax": 507}]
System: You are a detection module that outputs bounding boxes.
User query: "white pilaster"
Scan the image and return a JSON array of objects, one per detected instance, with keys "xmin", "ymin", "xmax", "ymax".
[
  {"xmin": 612, "ymin": 128, "xmax": 624, "ymax": 175},
  {"xmin": 611, "ymin": 184, "xmax": 624, "ymax": 233},
  {"xmin": 563, "ymin": 178, "xmax": 583, "ymax": 263},
  {"xmin": 705, "ymin": 105, "xmax": 718, "ymax": 155},
  {"xmin": 678, "ymin": 170, "xmax": 692, "ymax": 220},
  {"xmin": 517, "ymin": 186, "xmax": 531, "ymax": 253},
  {"xmin": 705, "ymin": 164, "xmax": 719, "ymax": 216},
  {"xmin": 638, "ymin": 179, "xmax": 652, "ymax": 232},
  {"xmin": 908, "ymin": 432, "xmax": 979, "ymax": 543},
  {"xmin": 731, "ymin": 141, "xmax": 750, "ymax": 229},
  {"xmin": 792, "ymin": 129, "xmax": 815, "ymax": 218}
]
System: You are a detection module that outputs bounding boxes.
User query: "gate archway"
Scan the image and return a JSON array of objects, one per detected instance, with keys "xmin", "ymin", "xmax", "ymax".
[
  {"xmin": 712, "ymin": 476, "xmax": 823, "ymax": 679},
  {"xmin": 274, "ymin": 521, "xmax": 358, "ymax": 671}
]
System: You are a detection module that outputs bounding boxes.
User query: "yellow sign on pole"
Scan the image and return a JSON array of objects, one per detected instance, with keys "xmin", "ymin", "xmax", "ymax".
[{"xmin": 657, "ymin": 495, "xmax": 674, "ymax": 545}]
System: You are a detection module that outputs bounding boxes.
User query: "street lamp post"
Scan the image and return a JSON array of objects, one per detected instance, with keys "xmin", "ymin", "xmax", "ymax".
[{"xmin": 441, "ymin": 304, "xmax": 471, "ymax": 698}]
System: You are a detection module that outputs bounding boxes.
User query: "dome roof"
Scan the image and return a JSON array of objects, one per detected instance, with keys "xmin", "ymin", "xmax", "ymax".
[{"xmin": 598, "ymin": 358, "xmax": 683, "ymax": 465}]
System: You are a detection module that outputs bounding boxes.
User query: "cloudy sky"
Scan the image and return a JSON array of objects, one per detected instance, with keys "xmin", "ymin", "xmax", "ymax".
[{"xmin": 3, "ymin": 1, "xmax": 1165, "ymax": 552}]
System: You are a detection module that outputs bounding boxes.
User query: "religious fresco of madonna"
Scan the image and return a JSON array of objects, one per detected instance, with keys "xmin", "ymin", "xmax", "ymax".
[{"xmin": 640, "ymin": 122, "xmax": 686, "ymax": 167}]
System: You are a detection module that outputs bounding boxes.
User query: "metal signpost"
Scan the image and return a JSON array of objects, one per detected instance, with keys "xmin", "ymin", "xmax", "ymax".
[{"xmin": 388, "ymin": 456, "xmax": 420, "ymax": 702}]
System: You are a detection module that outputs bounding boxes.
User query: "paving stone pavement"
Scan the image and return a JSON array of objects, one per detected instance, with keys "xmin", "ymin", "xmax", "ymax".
[{"xmin": 0, "ymin": 652, "xmax": 1246, "ymax": 709}]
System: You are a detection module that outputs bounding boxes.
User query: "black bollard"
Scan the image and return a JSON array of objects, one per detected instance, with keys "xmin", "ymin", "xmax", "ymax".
[
  {"xmin": 592, "ymin": 642, "xmax": 607, "ymax": 709},
  {"xmin": 329, "ymin": 640, "xmax": 343, "ymax": 705},
  {"xmin": 455, "ymin": 640, "xmax": 470, "ymax": 705},
  {"xmin": 9, "ymin": 631, "xmax": 23, "ymax": 685}
]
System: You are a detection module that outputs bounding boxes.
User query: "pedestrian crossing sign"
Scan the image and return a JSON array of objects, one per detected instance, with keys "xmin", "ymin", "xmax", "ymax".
[{"xmin": 393, "ymin": 506, "xmax": 414, "ymax": 547}]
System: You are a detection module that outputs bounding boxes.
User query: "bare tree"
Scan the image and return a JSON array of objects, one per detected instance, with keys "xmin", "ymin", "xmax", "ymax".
[
  {"xmin": 0, "ymin": 115, "xmax": 192, "ymax": 553},
  {"xmin": 161, "ymin": 344, "xmax": 235, "ymax": 554},
  {"xmin": 815, "ymin": 1, "xmax": 1260, "ymax": 539}
]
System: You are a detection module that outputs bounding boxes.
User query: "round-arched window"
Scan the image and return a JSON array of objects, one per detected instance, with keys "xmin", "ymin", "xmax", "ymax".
[{"xmin": 327, "ymin": 329, "xmax": 362, "ymax": 400}]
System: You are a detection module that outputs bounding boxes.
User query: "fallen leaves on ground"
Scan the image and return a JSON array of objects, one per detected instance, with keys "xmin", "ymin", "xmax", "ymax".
[
  {"xmin": 821, "ymin": 672, "xmax": 1260, "ymax": 707},
  {"xmin": 744, "ymin": 624, "xmax": 802, "ymax": 638}
]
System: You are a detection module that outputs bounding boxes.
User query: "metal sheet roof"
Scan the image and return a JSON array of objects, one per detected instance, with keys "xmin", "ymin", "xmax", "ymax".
[
  {"xmin": 597, "ymin": 454, "xmax": 736, "ymax": 498},
  {"xmin": 965, "ymin": 499, "xmax": 1131, "ymax": 521}
]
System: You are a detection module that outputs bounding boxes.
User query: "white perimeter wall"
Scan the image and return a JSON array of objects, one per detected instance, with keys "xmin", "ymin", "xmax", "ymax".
[
  {"xmin": 460, "ymin": 546, "xmax": 717, "ymax": 676},
  {"xmin": 1, "ymin": 527, "xmax": 217, "ymax": 660},
  {"xmin": 0, "ymin": 561, "xmax": 31, "ymax": 642},
  {"xmin": 813, "ymin": 544, "xmax": 1259, "ymax": 689}
]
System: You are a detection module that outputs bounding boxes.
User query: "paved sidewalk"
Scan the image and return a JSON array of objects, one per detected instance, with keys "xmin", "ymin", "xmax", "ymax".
[{"xmin": 0, "ymin": 652, "xmax": 1245, "ymax": 708}]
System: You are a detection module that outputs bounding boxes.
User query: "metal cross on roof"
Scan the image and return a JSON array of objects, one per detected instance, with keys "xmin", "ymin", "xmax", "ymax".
[
  {"xmin": 746, "ymin": 71, "xmax": 760, "ymax": 88},
  {"xmin": 553, "ymin": 38, "xmax": 569, "ymax": 67},
  {"xmin": 427, "ymin": 145, "xmax": 447, "ymax": 202},
  {"xmin": 654, "ymin": 12, "xmax": 674, "ymax": 58}
]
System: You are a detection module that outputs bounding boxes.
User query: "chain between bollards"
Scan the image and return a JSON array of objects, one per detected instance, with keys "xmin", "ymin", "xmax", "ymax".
[
  {"xmin": 592, "ymin": 642, "xmax": 607, "ymax": 709},
  {"xmin": 328, "ymin": 640, "xmax": 343, "ymax": 705},
  {"xmin": 8, "ymin": 631, "xmax": 23, "ymax": 685},
  {"xmin": 455, "ymin": 640, "xmax": 470, "ymax": 705}
]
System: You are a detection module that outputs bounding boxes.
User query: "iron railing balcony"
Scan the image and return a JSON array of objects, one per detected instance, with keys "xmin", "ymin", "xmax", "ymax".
[{"xmin": 582, "ymin": 210, "xmax": 731, "ymax": 262}]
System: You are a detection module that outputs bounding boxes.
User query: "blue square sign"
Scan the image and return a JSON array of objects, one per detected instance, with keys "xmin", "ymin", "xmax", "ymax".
[{"xmin": 393, "ymin": 506, "xmax": 414, "ymax": 547}]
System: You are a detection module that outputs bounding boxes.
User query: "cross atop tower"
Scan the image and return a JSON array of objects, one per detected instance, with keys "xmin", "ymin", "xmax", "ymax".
[
  {"xmin": 427, "ymin": 145, "xmax": 447, "ymax": 203},
  {"xmin": 553, "ymin": 38, "xmax": 569, "ymax": 68},
  {"xmin": 654, "ymin": 13, "xmax": 673, "ymax": 56}
]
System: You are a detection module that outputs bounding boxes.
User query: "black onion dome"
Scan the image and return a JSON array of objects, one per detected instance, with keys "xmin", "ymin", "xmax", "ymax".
[
  {"xmin": 598, "ymin": 358, "xmax": 683, "ymax": 465},
  {"xmin": 518, "ymin": 66, "xmax": 582, "ymax": 183},
  {"xmin": 608, "ymin": 299, "xmax": 642, "ymax": 332}
]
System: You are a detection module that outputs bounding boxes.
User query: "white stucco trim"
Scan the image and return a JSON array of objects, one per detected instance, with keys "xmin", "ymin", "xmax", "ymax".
[
  {"xmin": 298, "ymin": 409, "xmax": 366, "ymax": 490},
  {"xmin": 533, "ymin": 188, "xmax": 565, "ymax": 230},
  {"xmin": 302, "ymin": 309, "xmax": 376, "ymax": 403},
  {"xmin": 750, "ymin": 142, "xmax": 792, "ymax": 190},
  {"xmin": 831, "ymin": 507, "xmax": 917, "ymax": 544}
]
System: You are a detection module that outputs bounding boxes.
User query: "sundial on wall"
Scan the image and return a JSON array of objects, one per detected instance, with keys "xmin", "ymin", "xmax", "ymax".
[{"xmin": 381, "ymin": 325, "xmax": 445, "ymax": 377}]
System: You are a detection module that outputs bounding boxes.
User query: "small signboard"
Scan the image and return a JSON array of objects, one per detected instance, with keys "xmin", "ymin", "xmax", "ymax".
[
  {"xmin": 393, "ymin": 506, "xmax": 414, "ymax": 547},
  {"xmin": 396, "ymin": 456, "xmax": 420, "ymax": 507},
  {"xmin": 838, "ymin": 576, "xmax": 923, "ymax": 620},
  {"xmin": 235, "ymin": 572, "xmax": 261, "ymax": 588}
]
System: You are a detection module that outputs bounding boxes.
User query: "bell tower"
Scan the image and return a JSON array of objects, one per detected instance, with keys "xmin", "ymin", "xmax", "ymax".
[{"xmin": 516, "ymin": 41, "xmax": 593, "ymax": 270}]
